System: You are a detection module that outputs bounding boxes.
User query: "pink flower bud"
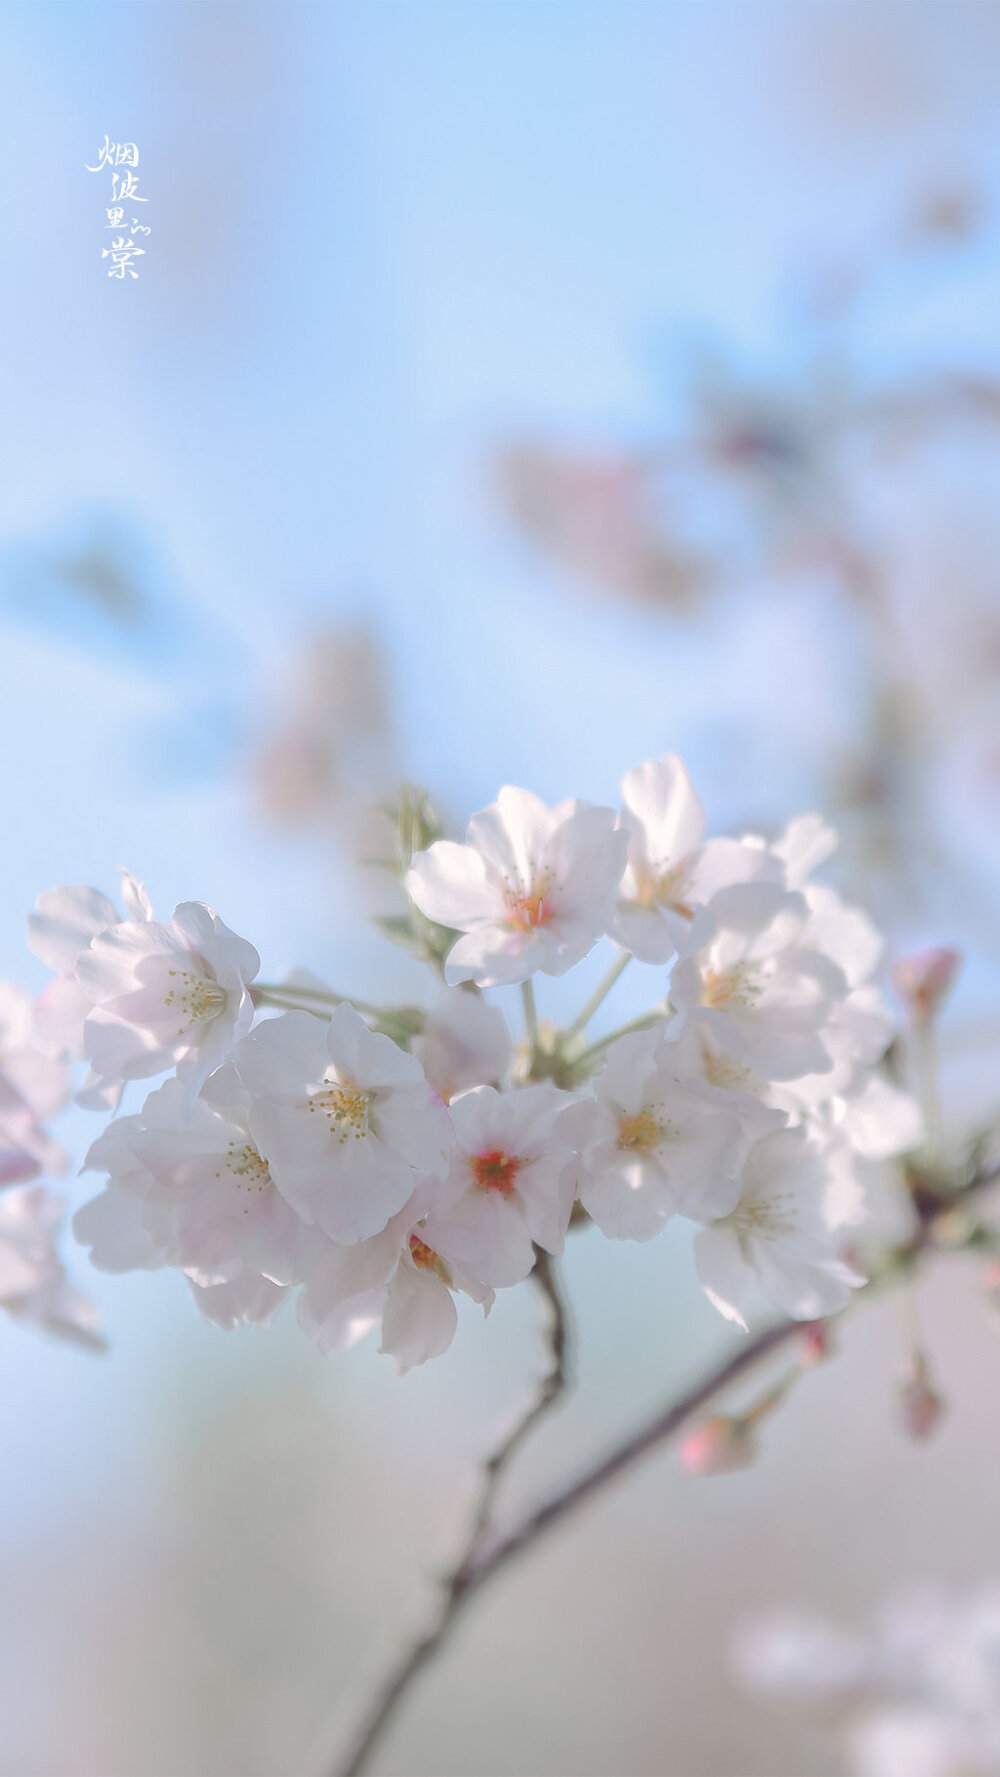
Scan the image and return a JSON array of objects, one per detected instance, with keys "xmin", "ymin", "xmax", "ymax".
[
  {"xmin": 893, "ymin": 948, "xmax": 961, "ymax": 1029},
  {"xmin": 799, "ymin": 1321, "xmax": 833, "ymax": 1367},
  {"xmin": 983, "ymin": 1259, "xmax": 1000, "ymax": 1311},
  {"xmin": 898, "ymin": 1360, "xmax": 946, "ymax": 1441},
  {"xmin": 679, "ymin": 1415, "xmax": 757, "ymax": 1477}
]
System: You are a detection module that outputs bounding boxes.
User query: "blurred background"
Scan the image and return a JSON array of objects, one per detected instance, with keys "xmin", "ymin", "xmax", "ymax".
[{"xmin": 3, "ymin": 1, "xmax": 1000, "ymax": 1771}]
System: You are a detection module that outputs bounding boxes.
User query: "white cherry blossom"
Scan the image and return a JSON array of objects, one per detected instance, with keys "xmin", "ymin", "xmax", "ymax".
[
  {"xmin": 563, "ymin": 1029, "xmax": 747, "ymax": 1240},
  {"xmin": 123, "ymin": 1068, "xmax": 322, "ymax": 1288},
  {"xmin": 612, "ymin": 754, "xmax": 781, "ymax": 962},
  {"xmin": 234, "ymin": 1005, "xmax": 453, "ymax": 1244},
  {"xmin": 28, "ymin": 870, "xmax": 153, "ymax": 1063},
  {"xmin": 671, "ymin": 881, "xmax": 849, "ymax": 1082},
  {"xmin": 694, "ymin": 1127, "xmax": 863, "ymax": 1329},
  {"xmin": 0, "ymin": 1185, "xmax": 103, "ymax": 1349},
  {"xmin": 406, "ymin": 785, "xmax": 626, "ymax": 987},
  {"xmin": 299, "ymin": 1197, "xmax": 493, "ymax": 1373},
  {"xmin": 75, "ymin": 901, "xmax": 260, "ymax": 1109},
  {"xmin": 0, "ymin": 982, "xmax": 68, "ymax": 1185},
  {"xmin": 423, "ymin": 1083, "xmax": 578, "ymax": 1287}
]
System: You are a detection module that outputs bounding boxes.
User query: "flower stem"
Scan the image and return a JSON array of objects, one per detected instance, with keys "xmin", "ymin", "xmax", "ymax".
[
  {"xmin": 521, "ymin": 978, "xmax": 539, "ymax": 1054},
  {"xmin": 254, "ymin": 982, "xmax": 384, "ymax": 1020},
  {"xmin": 565, "ymin": 951, "xmax": 631, "ymax": 1040},
  {"xmin": 915, "ymin": 1020, "xmax": 943, "ymax": 1164},
  {"xmin": 575, "ymin": 1005, "xmax": 670, "ymax": 1068}
]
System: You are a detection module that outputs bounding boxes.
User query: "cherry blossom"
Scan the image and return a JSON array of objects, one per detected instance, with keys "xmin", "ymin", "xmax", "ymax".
[
  {"xmin": 423, "ymin": 1083, "xmax": 579, "ymax": 1287},
  {"xmin": 28, "ymin": 870, "xmax": 153, "ymax": 1064},
  {"xmin": 694, "ymin": 1127, "xmax": 863, "ymax": 1329},
  {"xmin": 86, "ymin": 1067, "xmax": 323, "ymax": 1290},
  {"xmin": 233, "ymin": 1005, "xmax": 452, "ymax": 1244},
  {"xmin": 0, "ymin": 1185, "xmax": 103, "ymax": 1349},
  {"xmin": 75, "ymin": 901, "xmax": 260, "ymax": 1109},
  {"xmin": 736, "ymin": 1586, "xmax": 1000, "ymax": 1777},
  {"xmin": 671, "ymin": 881, "xmax": 849, "ymax": 1082},
  {"xmin": 563, "ymin": 1028, "xmax": 747, "ymax": 1240},
  {"xmin": 611, "ymin": 754, "xmax": 780, "ymax": 962},
  {"xmin": 405, "ymin": 785, "xmax": 627, "ymax": 987},
  {"xmin": 0, "ymin": 982, "xmax": 68, "ymax": 1185},
  {"xmin": 299, "ymin": 1197, "xmax": 493, "ymax": 1373}
]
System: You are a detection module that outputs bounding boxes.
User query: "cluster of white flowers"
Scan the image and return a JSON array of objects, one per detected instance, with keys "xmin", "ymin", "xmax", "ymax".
[
  {"xmin": 12, "ymin": 756, "xmax": 919, "ymax": 1369},
  {"xmin": 734, "ymin": 1587, "xmax": 1000, "ymax": 1777}
]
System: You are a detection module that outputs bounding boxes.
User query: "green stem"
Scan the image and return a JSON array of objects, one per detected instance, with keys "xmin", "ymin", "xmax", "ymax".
[
  {"xmin": 254, "ymin": 983, "xmax": 384, "ymax": 1020},
  {"xmin": 916, "ymin": 1021, "xmax": 943, "ymax": 1164},
  {"xmin": 565, "ymin": 952, "xmax": 631, "ymax": 1041},
  {"xmin": 575, "ymin": 1005, "xmax": 671, "ymax": 1068},
  {"xmin": 521, "ymin": 979, "xmax": 539, "ymax": 1054}
]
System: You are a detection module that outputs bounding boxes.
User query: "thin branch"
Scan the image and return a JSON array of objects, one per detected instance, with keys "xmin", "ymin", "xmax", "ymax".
[
  {"xmin": 458, "ymin": 1248, "xmax": 571, "ymax": 1567},
  {"xmin": 461, "ymin": 1318, "xmax": 797, "ymax": 1593},
  {"xmin": 327, "ymin": 1159, "xmax": 1000, "ymax": 1776},
  {"xmin": 330, "ymin": 1247, "xmax": 571, "ymax": 1777}
]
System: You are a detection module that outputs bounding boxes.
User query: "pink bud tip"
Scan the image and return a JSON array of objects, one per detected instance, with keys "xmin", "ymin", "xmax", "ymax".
[
  {"xmin": 898, "ymin": 1362, "xmax": 946, "ymax": 1441},
  {"xmin": 892, "ymin": 948, "xmax": 961, "ymax": 1028},
  {"xmin": 679, "ymin": 1416, "xmax": 757, "ymax": 1477},
  {"xmin": 799, "ymin": 1321, "xmax": 833, "ymax": 1367}
]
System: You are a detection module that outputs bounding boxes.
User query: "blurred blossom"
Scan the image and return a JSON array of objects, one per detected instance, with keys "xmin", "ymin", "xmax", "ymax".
[
  {"xmin": 679, "ymin": 1415, "xmax": 757, "ymax": 1478},
  {"xmin": 249, "ymin": 625, "xmax": 399, "ymax": 851},
  {"xmin": 898, "ymin": 1355, "xmax": 947, "ymax": 1442},
  {"xmin": 0, "ymin": 1186, "xmax": 102, "ymax": 1351},
  {"xmin": 893, "ymin": 949, "xmax": 962, "ymax": 1030},
  {"xmin": 495, "ymin": 444, "xmax": 708, "ymax": 608},
  {"xmin": 736, "ymin": 1584, "xmax": 1000, "ymax": 1776},
  {"xmin": 494, "ymin": 182, "xmax": 1000, "ymax": 933}
]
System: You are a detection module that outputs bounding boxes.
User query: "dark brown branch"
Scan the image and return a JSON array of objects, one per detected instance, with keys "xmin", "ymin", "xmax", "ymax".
[
  {"xmin": 331, "ymin": 1247, "xmax": 571, "ymax": 1777},
  {"xmin": 328, "ymin": 1160, "xmax": 1000, "ymax": 1776}
]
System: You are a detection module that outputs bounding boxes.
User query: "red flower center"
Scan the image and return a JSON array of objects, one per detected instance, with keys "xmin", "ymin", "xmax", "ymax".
[{"xmin": 471, "ymin": 1149, "xmax": 521, "ymax": 1196}]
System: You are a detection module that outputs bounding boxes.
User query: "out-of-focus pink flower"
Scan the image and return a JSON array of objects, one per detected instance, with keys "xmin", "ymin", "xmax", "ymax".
[
  {"xmin": 899, "ymin": 1357, "xmax": 946, "ymax": 1441},
  {"xmin": 892, "ymin": 949, "xmax": 961, "ymax": 1028},
  {"xmin": 679, "ymin": 1415, "xmax": 757, "ymax": 1477}
]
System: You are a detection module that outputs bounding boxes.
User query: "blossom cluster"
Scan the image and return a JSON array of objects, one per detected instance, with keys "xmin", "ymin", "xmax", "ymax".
[
  {"xmin": 734, "ymin": 1587, "xmax": 1000, "ymax": 1777},
  {"xmin": 11, "ymin": 756, "xmax": 919, "ymax": 1369}
]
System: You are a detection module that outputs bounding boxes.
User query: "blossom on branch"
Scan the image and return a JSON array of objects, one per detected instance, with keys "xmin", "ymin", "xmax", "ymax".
[{"xmin": 405, "ymin": 785, "xmax": 626, "ymax": 987}]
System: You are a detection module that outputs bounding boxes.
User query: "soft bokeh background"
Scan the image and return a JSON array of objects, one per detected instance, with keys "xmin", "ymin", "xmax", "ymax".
[{"xmin": 3, "ymin": 2, "xmax": 1000, "ymax": 1772}]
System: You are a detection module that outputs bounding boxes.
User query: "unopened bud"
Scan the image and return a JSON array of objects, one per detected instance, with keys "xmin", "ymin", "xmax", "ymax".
[
  {"xmin": 893, "ymin": 948, "xmax": 961, "ymax": 1029},
  {"xmin": 679, "ymin": 1415, "xmax": 757, "ymax": 1477},
  {"xmin": 799, "ymin": 1321, "xmax": 833, "ymax": 1367},
  {"xmin": 983, "ymin": 1258, "xmax": 1000, "ymax": 1312},
  {"xmin": 898, "ymin": 1357, "xmax": 946, "ymax": 1441}
]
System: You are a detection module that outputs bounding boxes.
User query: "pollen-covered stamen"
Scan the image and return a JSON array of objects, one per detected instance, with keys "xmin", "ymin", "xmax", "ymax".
[
  {"xmin": 409, "ymin": 1232, "xmax": 452, "ymax": 1286},
  {"xmin": 471, "ymin": 1149, "xmax": 521, "ymax": 1196},
  {"xmin": 504, "ymin": 870, "xmax": 556, "ymax": 933},
  {"xmin": 701, "ymin": 961, "xmax": 763, "ymax": 1011},
  {"xmin": 164, "ymin": 969, "xmax": 228, "ymax": 1034},
  {"xmin": 616, "ymin": 1106, "xmax": 667, "ymax": 1154},
  {"xmin": 636, "ymin": 861, "xmax": 695, "ymax": 919},
  {"xmin": 733, "ymin": 1191, "xmax": 796, "ymax": 1242},
  {"xmin": 308, "ymin": 1081, "xmax": 373, "ymax": 1145},
  {"xmin": 221, "ymin": 1140, "xmax": 272, "ymax": 1195},
  {"xmin": 702, "ymin": 1049, "xmax": 755, "ymax": 1092}
]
